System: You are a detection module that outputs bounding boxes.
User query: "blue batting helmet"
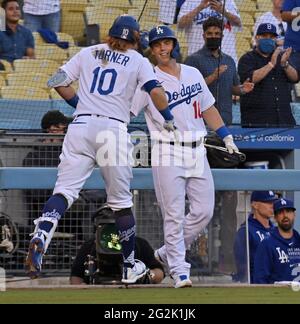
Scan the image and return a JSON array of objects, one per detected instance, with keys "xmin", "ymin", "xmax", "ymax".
[
  {"xmin": 148, "ymin": 25, "xmax": 180, "ymax": 59},
  {"xmin": 109, "ymin": 15, "xmax": 140, "ymax": 43}
]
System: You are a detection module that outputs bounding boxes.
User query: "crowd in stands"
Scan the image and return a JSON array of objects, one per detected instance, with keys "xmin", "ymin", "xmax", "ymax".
[{"xmin": 0, "ymin": 0, "xmax": 299, "ymax": 128}]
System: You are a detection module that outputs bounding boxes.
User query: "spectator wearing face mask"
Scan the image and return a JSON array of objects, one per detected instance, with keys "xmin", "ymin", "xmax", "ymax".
[
  {"xmin": 253, "ymin": 0, "xmax": 287, "ymax": 47},
  {"xmin": 238, "ymin": 23, "xmax": 299, "ymax": 127},
  {"xmin": 185, "ymin": 17, "xmax": 254, "ymax": 125}
]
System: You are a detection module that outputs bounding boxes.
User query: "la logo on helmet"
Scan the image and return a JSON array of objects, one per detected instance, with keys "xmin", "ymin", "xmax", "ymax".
[{"xmin": 156, "ymin": 26, "xmax": 164, "ymax": 35}]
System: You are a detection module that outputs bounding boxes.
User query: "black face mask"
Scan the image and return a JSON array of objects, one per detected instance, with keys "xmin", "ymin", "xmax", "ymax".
[{"xmin": 206, "ymin": 38, "xmax": 222, "ymax": 50}]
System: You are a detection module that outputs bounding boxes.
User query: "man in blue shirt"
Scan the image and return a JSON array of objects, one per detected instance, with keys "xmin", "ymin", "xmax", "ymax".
[
  {"xmin": 0, "ymin": 0, "xmax": 34, "ymax": 63},
  {"xmin": 185, "ymin": 17, "xmax": 254, "ymax": 125},
  {"xmin": 281, "ymin": 0, "xmax": 300, "ymax": 73},
  {"xmin": 233, "ymin": 191, "xmax": 277, "ymax": 283},
  {"xmin": 253, "ymin": 198, "xmax": 300, "ymax": 284}
]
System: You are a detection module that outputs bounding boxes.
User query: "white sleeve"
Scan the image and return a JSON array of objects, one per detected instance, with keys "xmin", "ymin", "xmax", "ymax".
[
  {"xmin": 198, "ymin": 72, "xmax": 215, "ymax": 112},
  {"xmin": 131, "ymin": 86, "xmax": 149, "ymax": 117},
  {"xmin": 60, "ymin": 50, "xmax": 82, "ymax": 81},
  {"xmin": 177, "ymin": 0, "xmax": 197, "ymax": 21},
  {"xmin": 159, "ymin": 0, "xmax": 177, "ymax": 24},
  {"xmin": 137, "ymin": 57, "xmax": 157, "ymax": 88},
  {"xmin": 225, "ymin": 0, "xmax": 240, "ymax": 18}
]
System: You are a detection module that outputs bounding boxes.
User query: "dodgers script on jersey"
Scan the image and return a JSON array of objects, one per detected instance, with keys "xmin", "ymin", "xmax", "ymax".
[
  {"xmin": 61, "ymin": 44, "xmax": 156, "ymax": 123},
  {"xmin": 132, "ymin": 64, "xmax": 215, "ymax": 142}
]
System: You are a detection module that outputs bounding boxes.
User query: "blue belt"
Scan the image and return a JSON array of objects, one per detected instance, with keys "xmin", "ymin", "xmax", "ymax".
[{"xmin": 76, "ymin": 114, "xmax": 125, "ymax": 124}]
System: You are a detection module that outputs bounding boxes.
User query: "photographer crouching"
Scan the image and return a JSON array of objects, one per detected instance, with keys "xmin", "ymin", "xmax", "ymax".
[{"xmin": 70, "ymin": 205, "xmax": 165, "ymax": 285}]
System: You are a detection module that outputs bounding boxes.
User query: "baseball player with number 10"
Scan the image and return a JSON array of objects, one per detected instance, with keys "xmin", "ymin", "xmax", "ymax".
[
  {"xmin": 131, "ymin": 25, "xmax": 239, "ymax": 288},
  {"xmin": 25, "ymin": 15, "xmax": 177, "ymax": 284}
]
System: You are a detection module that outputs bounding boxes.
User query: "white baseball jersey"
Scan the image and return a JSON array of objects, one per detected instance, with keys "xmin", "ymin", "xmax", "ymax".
[
  {"xmin": 131, "ymin": 64, "xmax": 215, "ymax": 142},
  {"xmin": 23, "ymin": 0, "xmax": 60, "ymax": 15},
  {"xmin": 178, "ymin": 0, "xmax": 240, "ymax": 62},
  {"xmin": 159, "ymin": 0, "xmax": 177, "ymax": 24},
  {"xmin": 61, "ymin": 44, "xmax": 157, "ymax": 123},
  {"xmin": 131, "ymin": 64, "xmax": 216, "ymax": 279}
]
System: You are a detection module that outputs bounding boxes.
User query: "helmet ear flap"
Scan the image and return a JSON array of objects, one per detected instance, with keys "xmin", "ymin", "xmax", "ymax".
[{"xmin": 171, "ymin": 41, "xmax": 181, "ymax": 59}]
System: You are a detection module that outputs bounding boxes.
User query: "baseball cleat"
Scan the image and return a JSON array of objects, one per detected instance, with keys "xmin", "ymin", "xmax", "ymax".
[
  {"xmin": 122, "ymin": 259, "xmax": 148, "ymax": 284},
  {"xmin": 174, "ymin": 275, "xmax": 193, "ymax": 288},
  {"xmin": 25, "ymin": 235, "xmax": 45, "ymax": 279}
]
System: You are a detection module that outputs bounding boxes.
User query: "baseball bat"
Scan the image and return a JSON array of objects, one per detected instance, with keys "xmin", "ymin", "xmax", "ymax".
[{"xmin": 204, "ymin": 143, "xmax": 247, "ymax": 162}]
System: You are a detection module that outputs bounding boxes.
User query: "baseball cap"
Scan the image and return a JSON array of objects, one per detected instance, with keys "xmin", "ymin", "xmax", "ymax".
[
  {"xmin": 250, "ymin": 191, "xmax": 277, "ymax": 202},
  {"xmin": 274, "ymin": 198, "xmax": 296, "ymax": 214},
  {"xmin": 256, "ymin": 23, "xmax": 278, "ymax": 36}
]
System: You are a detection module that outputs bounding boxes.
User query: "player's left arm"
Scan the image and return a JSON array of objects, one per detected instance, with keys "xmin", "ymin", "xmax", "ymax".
[
  {"xmin": 48, "ymin": 50, "xmax": 82, "ymax": 108},
  {"xmin": 202, "ymin": 106, "xmax": 239, "ymax": 154}
]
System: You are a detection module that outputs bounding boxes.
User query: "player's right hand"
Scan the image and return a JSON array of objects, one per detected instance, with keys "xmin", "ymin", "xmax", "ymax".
[{"xmin": 163, "ymin": 119, "xmax": 176, "ymax": 132}]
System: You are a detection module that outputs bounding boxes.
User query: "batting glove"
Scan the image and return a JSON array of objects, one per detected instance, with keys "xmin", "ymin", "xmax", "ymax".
[
  {"xmin": 163, "ymin": 119, "xmax": 176, "ymax": 132},
  {"xmin": 223, "ymin": 135, "xmax": 239, "ymax": 154}
]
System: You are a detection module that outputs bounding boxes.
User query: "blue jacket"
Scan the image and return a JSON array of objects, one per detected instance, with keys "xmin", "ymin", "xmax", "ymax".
[
  {"xmin": 253, "ymin": 227, "xmax": 300, "ymax": 284},
  {"xmin": 233, "ymin": 214, "xmax": 274, "ymax": 282},
  {"xmin": 282, "ymin": 0, "xmax": 300, "ymax": 51}
]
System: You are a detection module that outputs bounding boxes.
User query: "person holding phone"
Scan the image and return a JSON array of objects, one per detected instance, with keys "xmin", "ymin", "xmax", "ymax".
[{"xmin": 177, "ymin": 0, "xmax": 241, "ymax": 63}]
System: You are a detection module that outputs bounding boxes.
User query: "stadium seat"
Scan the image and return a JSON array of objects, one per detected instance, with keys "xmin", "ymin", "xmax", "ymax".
[
  {"xmin": 254, "ymin": 12, "xmax": 263, "ymax": 22},
  {"xmin": 57, "ymin": 33, "xmax": 76, "ymax": 46},
  {"xmin": 85, "ymin": 6, "xmax": 124, "ymax": 26},
  {"xmin": 6, "ymin": 73, "xmax": 50, "ymax": 90},
  {"xmin": 34, "ymin": 31, "xmax": 76, "ymax": 47},
  {"xmin": 236, "ymin": 26, "xmax": 252, "ymax": 40},
  {"xmin": 32, "ymin": 32, "xmax": 46, "ymax": 46},
  {"xmin": 61, "ymin": 0, "xmax": 90, "ymax": 43},
  {"xmin": 237, "ymin": 0, "xmax": 257, "ymax": 15},
  {"xmin": 68, "ymin": 46, "xmax": 82, "ymax": 58},
  {"xmin": 102, "ymin": 0, "xmax": 137, "ymax": 11},
  {"xmin": 0, "ymin": 74, "xmax": 6, "ymax": 88},
  {"xmin": 240, "ymin": 12, "xmax": 255, "ymax": 27},
  {"xmin": 13, "ymin": 59, "xmax": 60, "ymax": 76},
  {"xmin": 35, "ymin": 45, "xmax": 68, "ymax": 63},
  {"xmin": 1, "ymin": 86, "xmax": 49, "ymax": 100},
  {"xmin": 256, "ymin": 0, "xmax": 273, "ymax": 12},
  {"xmin": 0, "ymin": 59, "xmax": 13, "ymax": 73}
]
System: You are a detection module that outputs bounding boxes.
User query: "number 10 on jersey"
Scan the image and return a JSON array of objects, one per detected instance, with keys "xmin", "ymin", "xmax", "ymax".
[
  {"xmin": 193, "ymin": 101, "xmax": 202, "ymax": 119},
  {"xmin": 90, "ymin": 67, "xmax": 117, "ymax": 95}
]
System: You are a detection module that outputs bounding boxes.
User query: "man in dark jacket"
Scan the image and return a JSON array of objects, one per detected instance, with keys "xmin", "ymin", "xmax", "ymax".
[
  {"xmin": 253, "ymin": 198, "xmax": 300, "ymax": 284},
  {"xmin": 233, "ymin": 191, "xmax": 277, "ymax": 283},
  {"xmin": 238, "ymin": 23, "xmax": 299, "ymax": 127}
]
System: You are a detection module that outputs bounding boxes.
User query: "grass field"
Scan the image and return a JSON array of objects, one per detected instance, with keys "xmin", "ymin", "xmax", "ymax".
[{"xmin": 0, "ymin": 287, "xmax": 300, "ymax": 304}]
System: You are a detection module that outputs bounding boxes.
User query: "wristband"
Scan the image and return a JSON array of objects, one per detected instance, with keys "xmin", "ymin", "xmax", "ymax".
[
  {"xmin": 160, "ymin": 107, "xmax": 173, "ymax": 121},
  {"xmin": 66, "ymin": 95, "xmax": 79, "ymax": 108},
  {"xmin": 216, "ymin": 126, "xmax": 231, "ymax": 139},
  {"xmin": 268, "ymin": 61, "xmax": 274, "ymax": 69}
]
